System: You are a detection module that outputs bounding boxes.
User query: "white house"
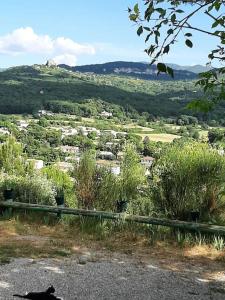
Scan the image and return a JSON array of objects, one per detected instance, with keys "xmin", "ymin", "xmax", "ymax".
[
  {"xmin": 100, "ymin": 111, "xmax": 113, "ymax": 118},
  {"xmin": 55, "ymin": 162, "xmax": 74, "ymax": 172},
  {"xmin": 102, "ymin": 130, "xmax": 117, "ymax": 138},
  {"xmin": 17, "ymin": 120, "xmax": 29, "ymax": 131},
  {"xmin": 98, "ymin": 151, "xmax": 115, "ymax": 160},
  {"xmin": 27, "ymin": 159, "xmax": 44, "ymax": 170},
  {"xmin": 38, "ymin": 110, "xmax": 53, "ymax": 117},
  {"xmin": 140, "ymin": 156, "xmax": 155, "ymax": 168},
  {"xmin": 0, "ymin": 127, "xmax": 10, "ymax": 135},
  {"xmin": 105, "ymin": 142, "xmax": 118, "ymax": 149},
  {"xmin": 77, "ymin": 126, "xmax": 88, "ymax": 136},
  {"xmin": 60, "ymin": 145, "xmax": 80, "ymax": 154},
  {"xmin": 61, "ymin": 127, "xmax": 78, "ymax": 137},
  {"xmin": 96, "ymin": 160, "xmax": 120, "ymax": 176},
  {"xmin": 86, "ymin": 127, "xmax": 101, "ymax": 136}
]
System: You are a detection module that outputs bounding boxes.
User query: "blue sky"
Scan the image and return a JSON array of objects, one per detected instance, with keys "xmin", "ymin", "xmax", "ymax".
[{"xmin": 0, "ymin": 0, "xmax": 218, "ymax": 67}]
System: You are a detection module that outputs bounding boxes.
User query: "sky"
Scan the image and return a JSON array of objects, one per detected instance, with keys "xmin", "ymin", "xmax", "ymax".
[{"xmin": 0, "ymin": 0, "xmax": 219, "ymax": 68}]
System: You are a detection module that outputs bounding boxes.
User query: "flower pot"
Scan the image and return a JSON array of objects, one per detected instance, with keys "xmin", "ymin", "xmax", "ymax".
[
  {"xmin": 3, "ymin": 189, "xmax": 13, "ymax": 201},
  {"xmin": 116, "ymin": 200, "xmax": 128, "ymax": 213},
  {"xmin": 55, "ymin": 194, "xmax": 64, "ymax": 206},
  {"xmin": 190, "ymin": 211, "xmax": 200, "ymax": 222}
]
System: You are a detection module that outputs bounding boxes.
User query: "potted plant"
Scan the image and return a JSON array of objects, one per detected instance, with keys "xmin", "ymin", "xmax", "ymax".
[
  {"xmin": 3, "ymin": 188, "xmax": 13, "ymax": 201},
  {"xmin": 116, "ymin": 199, "xmax": 128, "ymax": 213},
  {"xmin": 55, "ymin": 188, "xmax": 64, "ymax": 206}
]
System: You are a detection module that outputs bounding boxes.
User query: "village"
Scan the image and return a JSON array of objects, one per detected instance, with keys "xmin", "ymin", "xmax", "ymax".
[{"xmin": 0, "ymin": 109, "xmax": 156, "ymax": 176}]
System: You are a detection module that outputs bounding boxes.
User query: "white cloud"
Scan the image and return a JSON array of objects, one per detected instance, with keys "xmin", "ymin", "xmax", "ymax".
[
  {"xmin": 54, "ymin": 37, "xmax": 95, "ymax": 55},
  {"xmin": 0, "ymin": 27, "xmax": 95, "ymax": 65},
  {"xmin": 53, "ymin": 54, "xmax": 77, "ymax": 66}
]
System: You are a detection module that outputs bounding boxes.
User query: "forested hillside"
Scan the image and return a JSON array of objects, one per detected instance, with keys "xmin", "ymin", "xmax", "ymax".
[
  {"xmin": 0, "ymin": 64, "xmax": 224, "ymax": 121},
  {"xmin": 60, "ymin": 61, "xmax": 197, "ymax": 80}
]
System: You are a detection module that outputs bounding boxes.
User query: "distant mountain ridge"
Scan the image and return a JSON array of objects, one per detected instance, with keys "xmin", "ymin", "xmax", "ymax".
[
  {"xmin": 59, "ymin": 61, "xmax": 198, "ymax": 81},
  {"xmin": 166, "ymin": 63, "xmax": 212, "ymax": 74}
]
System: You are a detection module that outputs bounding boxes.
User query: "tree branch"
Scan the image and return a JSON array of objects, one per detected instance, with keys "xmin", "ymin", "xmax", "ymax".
[
  {"xmin": 177, "ymin": 23, "xmax": 222, "ymax": 37},
  {"xmin": 205, "ymin": 10, "xmax": 225, "ymax": 29}
]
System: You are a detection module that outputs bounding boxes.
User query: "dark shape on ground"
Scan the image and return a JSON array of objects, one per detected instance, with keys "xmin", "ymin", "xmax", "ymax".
[{"xmin": 13, "ymin": 285, "xmax": 62, "ymax": 299}]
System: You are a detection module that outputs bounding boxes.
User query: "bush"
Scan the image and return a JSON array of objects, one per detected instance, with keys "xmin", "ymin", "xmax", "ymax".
[
  {"xmin": 42, "ymin": 165, "xmax": 76, "ymax": 208},
  {"xmin": 94, "ymin": 168, "xmax": 120, "ymax": 211},
  {"xmin": 127, "ymin": 195, "xmax": 155, "ymax": 216},
  {"xmin": 0, "ymin": 173, "xmax": 56, "ymax": 205},
  {"xmin": 151, "ymin": 142, "xmax": 225, "ymax": 219}
]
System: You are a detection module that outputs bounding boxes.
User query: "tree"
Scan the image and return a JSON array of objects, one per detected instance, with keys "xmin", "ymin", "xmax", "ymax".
[
  {"xmin": 129, "ymin": 1, "xmax": 225, "ymax": 111},
  {"xmin": 74, "ymin": 151, "xmax": 97, "ymax": 209},
  {"xmin": 120, "ymin": 144, "xmax": 146, "ymax": 202},
  {"xmin": 74, "ymin": 150, "xmax": 119, "ymax": 210},
  {"xmin": 0, "ymin": 136, "xmax": 33, "ymax": 176},
  {"xmin": 208, "ymin": 128, "xmax": 225, "ymax": 143}
]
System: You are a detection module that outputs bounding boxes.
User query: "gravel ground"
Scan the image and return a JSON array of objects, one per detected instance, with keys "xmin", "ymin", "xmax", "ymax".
[{"xmin": 0, "ymin": 255, "xmax": 225, "ymax": 300}]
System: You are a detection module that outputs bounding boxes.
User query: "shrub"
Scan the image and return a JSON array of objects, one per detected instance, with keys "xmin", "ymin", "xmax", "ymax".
[
  {"xmin": 0, "ymin": 136, "xmax": 34, "ymax": 176},
  {"xmin": 151, "ymin": 142, "xmax": 225, "ymax": 219},
  {"xmin": 42, "ymin": 165, "xmax": 76, "ymax": 208},
  {"xmin": 120, "ymin": 144, "xmax": 146, "ymax": 202},
  {"xmin": 74, "ymin": 150, "xmax": 97, "ymax": 209},
  {"xmin": 0, "ymin": 173, "xmax": 56, "ymax": 205},
  {"xmin": 94, "ymin": 168, "xmax": 120, "ymax": 211}
]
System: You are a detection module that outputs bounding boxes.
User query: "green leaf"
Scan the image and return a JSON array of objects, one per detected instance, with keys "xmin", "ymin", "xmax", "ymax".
[
  {"xmin": 167, "ymin": 29, "xmax": 174, "ymax": 35},
  {"xmin": 129, "ymin": 14, "xmax": 137, "ymax": 21},
  {"xmin": 137, "ymin": 26, "xmax": 143, "ymax": 36},
  {"xmin": 214, "ymin": 1, "xmax": 221, "ymax": 11},
  {"xmin": 145, "ymin": 33, "xmax": 151, "ymax": 43},
  {"xmin": 167, "ymin": 66, "xmax": 174, "ymax": 78},
  {"xmin": 134, "ymin": 3, "xmax": 139, "ymax": 14},
  {"xmin": 185, "ymin": 33, "xmax": 192, "ymax": 37},
  {"xmin": 212, "ymin": 20, "xmax": 219, "ymax": 28},
  {"xmin": 186, "ymin": 100, "xmax": 214, "ymax": 113},
  {"xmin": 156, "ymin": 8, "xmax": 165, "ymax": 14},
  {"xmin": 176, "ymin": 9, "xmax": 184, "ymax": 13},
  {"xmin": 185, "ymin": 39, "xmax": 193, "ymax": 48},
  {"xmin": 156, "ymin": 8, "xmax": 166, "ymax": 17},
  {"xmin": 171, "ymin": 14, "xmax": 176, "ymax": 23},
  {"xmin": 163, "ymin": 44, "xmax": 170, "ymax": 54},
  {"xmin": 157, "ymin": 63, "xmax": 167, "ymax": 73}
]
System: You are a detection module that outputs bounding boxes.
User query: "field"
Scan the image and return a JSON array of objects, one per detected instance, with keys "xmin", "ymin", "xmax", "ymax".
[
  {"xmin": 123, "ymin": 124, "xmax": 154, "ymax": 132},
  {"xmin": 138, "ymin": 133, "xmax": 181, "ymax": 142}
]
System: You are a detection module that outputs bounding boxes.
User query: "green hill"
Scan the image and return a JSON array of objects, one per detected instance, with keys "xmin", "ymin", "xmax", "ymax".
[
  {"xmin": 0, "ymin": 64, "xmax": 223, "ymax": 121},
  {"xmin": 60, "ymin": 61, "xmax": 197, "ymax": 80}
]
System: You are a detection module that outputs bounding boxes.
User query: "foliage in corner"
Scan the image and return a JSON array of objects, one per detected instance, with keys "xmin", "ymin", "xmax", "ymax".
[{"xmin": 128, "ymin": 0, "xmax": 225, "ymax": 110}]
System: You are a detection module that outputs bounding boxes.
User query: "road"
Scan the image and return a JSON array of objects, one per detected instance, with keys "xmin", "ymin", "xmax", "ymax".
[{"xmin": 0, "ymin": 255, "xmax": 224, "ymax": 299}]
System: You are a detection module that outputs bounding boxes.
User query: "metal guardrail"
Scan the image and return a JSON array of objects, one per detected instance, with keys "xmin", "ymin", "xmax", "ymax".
[{"xmin": 1, "ymin": 201, "xmax": 225, "ymax": 236}]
